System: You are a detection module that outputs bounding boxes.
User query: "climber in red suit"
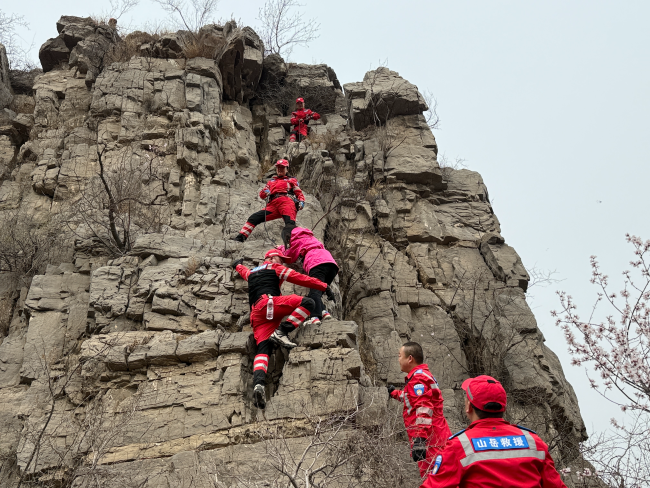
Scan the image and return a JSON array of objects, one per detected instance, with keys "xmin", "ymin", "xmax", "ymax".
[
  {"xmin": 289, "ymin": 97, "xmax": 320, "ymax": 142},
  {"xmin": 388, "ymin": 342, "xmax": 451, "ymax": 478},
  {"xmin": 234, "ymin": 159, "xmax": 305, "ymax": 242},
  {"xmin": 230, "ymin": 248, "xmax": 328, "ymax": 409}
]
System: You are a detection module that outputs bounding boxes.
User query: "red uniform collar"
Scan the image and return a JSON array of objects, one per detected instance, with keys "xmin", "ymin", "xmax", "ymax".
[
  {"xmin": 466, "ymin": 418, "xmax": 510, "ymax": 430},
  {"xmin": 405, "ymin": 364, "xmax": 430, "ymax": 381}
]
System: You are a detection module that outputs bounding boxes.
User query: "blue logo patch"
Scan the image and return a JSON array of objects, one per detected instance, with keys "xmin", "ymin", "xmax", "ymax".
[
  {"xmin": 413, "ymin": 384, "xmax": 425, "ymax": 396},
  {"xmin": 432, "ymin": 455, "xmax": 442, "ymax": 475},
  {"xmin": 471, "ymin": 435, "xmax": 529, "ymax": 452},
  {"xmin": 416, "ymin": 369, "xmax": 423, "ymax": 374}
]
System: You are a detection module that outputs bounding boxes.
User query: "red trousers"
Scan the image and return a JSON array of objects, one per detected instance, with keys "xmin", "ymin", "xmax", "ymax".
[
  {"xmin": 240, "ymin": 196, "xmax": 297, "ymax": 238},
  {"xmin": 250, "ymin": 294, "xmax": 305, "ymax": 344},
  {"xmin": 264, "ymin": 196, "xmax": 297, "ymax": 222}
]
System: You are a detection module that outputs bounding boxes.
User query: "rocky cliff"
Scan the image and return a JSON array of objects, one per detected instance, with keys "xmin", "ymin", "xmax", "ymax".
[{"xmin": 0, "ymin": 16, "xmax": 588, "ymax": 487}]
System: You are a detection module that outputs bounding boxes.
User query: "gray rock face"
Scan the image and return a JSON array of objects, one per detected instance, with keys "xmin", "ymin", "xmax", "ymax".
[
  {"xmin": 39, "ymin": 37, "xmax": 72, "ymax": 73},
  {"xmin": 344, "ymin": 67, "xmax": 428, "ymax": 131},
  {"xmin": 0, "ymin": 16, "xmax": 589, "ymax": 487},
  {"xmin": 218, "ymin": 23, "xmax": 264, "ymax": 104},
  {"xmin": 39, "ymin": 16, "xmax": 118, "ymax": 74},
  {"xmin": 0, "ymin": 43, "xmax": 12, "ymax": 110}
]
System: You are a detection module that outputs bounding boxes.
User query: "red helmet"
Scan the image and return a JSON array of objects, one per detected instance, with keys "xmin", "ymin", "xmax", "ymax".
[
  {"xmin": 265, "ymin": 248, "xmax": 289, "ymax": 260},
  {"xmin": 296, "ymin": 97, "xmax": 304, "ymax": 104},
  {"xmin": 275, "ymin": 159, "xmax": 289, "ymax": 167}
]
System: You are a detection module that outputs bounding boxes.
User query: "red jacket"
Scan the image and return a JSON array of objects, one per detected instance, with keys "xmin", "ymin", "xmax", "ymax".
[
  {"xmin": 290, "ymin": 108, "xmax": 320, "ymax": 136},
  {"xmin": 260, "ymin": 175, "xmax": 305, "ymax": 202},
  {"xmin": 421, "ymin": 418, "xmax": 567, "ymax": 488},
  {"xmin": 277, "ymin": 227, "xmax": 338, "ymax": 274},
  {"xmin": 390, "ymin": 364, "xmax": 450, "ymax": 449},
  {"xmin": 235, "ymin": 261, "xmax": 326, "ymax": 307}
]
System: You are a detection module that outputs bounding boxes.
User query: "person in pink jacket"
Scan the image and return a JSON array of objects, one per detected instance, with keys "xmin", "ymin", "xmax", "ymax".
[{"xmin": 277, "ymin": 225, "xmax": 339, "ymax": 325}]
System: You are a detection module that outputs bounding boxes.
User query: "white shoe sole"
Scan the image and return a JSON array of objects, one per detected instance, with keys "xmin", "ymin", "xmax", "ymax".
[{"xmin": 270, "ymin": 332, "xmax": 297, "ymax": 349}]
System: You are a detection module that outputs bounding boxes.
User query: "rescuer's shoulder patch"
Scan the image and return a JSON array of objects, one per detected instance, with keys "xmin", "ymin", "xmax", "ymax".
[
  {"xmin": 432, "ymin": 454, "xmax": 443, "ymax": 475},
  {"xmin": 413, "ymin": 384, "xmax": 425, "ymax": 396}
]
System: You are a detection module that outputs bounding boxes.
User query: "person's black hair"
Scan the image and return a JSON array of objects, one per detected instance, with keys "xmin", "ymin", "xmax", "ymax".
[
  {"xmin": 472, "ymin": 403, "xmax": 505, "ymax": 419},
  {"xmin": 401, "ymin": 342, "xmax": 424, "ymax": 365}
]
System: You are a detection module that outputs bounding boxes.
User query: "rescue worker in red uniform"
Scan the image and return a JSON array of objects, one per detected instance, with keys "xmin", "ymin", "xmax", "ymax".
[
  {"xmin": 388, "ymin": 342, "xmax": 451, "ymax": 478},
  {"xmin": 421, "ymin": 375, "xmax": 567, "ymax": 488},
  {"xmin": 234, "ymin": 159, "xmax": 305, "ymax": 242},
  {"xmin": 289, "ymin": 97, "xmax": 320, "ymax": 142},
  {"xmin": 230, "ymin": 248, "xmax": 327, "ymax": 409}
]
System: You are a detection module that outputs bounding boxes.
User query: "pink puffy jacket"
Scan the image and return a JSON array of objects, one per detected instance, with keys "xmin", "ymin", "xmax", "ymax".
[{"xmin": 278, "ymin": 227, "xmax": 338, "ymax": 274}]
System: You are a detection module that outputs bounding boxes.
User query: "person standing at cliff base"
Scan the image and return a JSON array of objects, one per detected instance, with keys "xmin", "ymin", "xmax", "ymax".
[
  {"xmin": 388, "ymin": 342, "xmax": 451, "ymax": 478},
  {"xmin": 289, "ymin": 97, "xmax": 320, "ymax": 142},
  {"xmin": 230, "ymin": 248, "xmax": 327, "ymax": 409},
  {"xmin": 277, "ymin": 225, "xmax": 339, "ymax": 325},
  {"xmin": 234, "ymin": 159, "xmax": 305, "ymax": 242},
  {"xmin": 420, "ymin": 375, "xmax": 567, "ymax": 488}
]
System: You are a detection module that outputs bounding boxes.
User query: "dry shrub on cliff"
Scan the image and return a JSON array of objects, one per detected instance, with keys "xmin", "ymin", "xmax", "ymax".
[
  {"xmin": 259, "ymin": 78, "xmax": 339, "ymax": 117},
  {"xmin": 182, "ymin": 29, "xmax": 227, "ymax": 59},
  {"xmin": 104, "ymin": 30, "xmax": 161, "ymax": 64},
  {"xmin": 308, "ymin": 128, "xmax": 341, "ymax": 156},
  {"xmin": 257, "ymin": 0, "xmax": 320, "ymax": 59},
  {"xmin": 60, "ymin": 143, "xmax": 171, "ymax": 256},
  {"xmin": 152, "ymin": 0, "xmax": 218, "ymax": 33},
  {"xmin": 11, "ymin": 345, "xmax": 159, "ymax": 488},
  {"xmin": 0, "ymin": 211, "xmax": 66, "ymax": 286},
  {"xmin": 213, "ymin": 400, "xmax": 420, "ymax": 488}
]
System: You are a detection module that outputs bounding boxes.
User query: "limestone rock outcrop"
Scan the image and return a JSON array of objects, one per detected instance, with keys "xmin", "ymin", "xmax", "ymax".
[
  {"xmin": 39, "ymin": 16, "xmax": 119, "ymax": 77},
  {"xmin": 344, "ymin": 67, "xmax": 428, "ymax": 131},
  {"xmin": 0, "ymin": 15, "xmax": 591, "ymax": 487},
  {"xmin": 0, "ymin": 43, "xmax": 13, "ymax": 110}
]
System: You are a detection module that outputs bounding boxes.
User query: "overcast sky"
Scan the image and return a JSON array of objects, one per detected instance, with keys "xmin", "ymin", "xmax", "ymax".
[{"xmin": 8, "ymin": 0, "xmax": 650, "ymax": 434}]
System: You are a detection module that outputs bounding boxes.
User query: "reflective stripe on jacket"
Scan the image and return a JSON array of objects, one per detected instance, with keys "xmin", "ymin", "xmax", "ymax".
[
  {"xmin": 389, "ymin": 364, "xmax": 451, "ymax": 448},
  {"xmin": 420, "ymin": 418, "xmax": 567, "ymax": 488}
]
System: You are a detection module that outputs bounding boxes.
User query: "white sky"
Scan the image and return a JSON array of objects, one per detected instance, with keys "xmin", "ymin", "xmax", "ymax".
[{"xmin": 8, "ymin": 0, "xmax": 650, "ymax": 434}]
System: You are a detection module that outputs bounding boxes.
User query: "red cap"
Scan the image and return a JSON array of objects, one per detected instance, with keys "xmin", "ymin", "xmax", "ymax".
[
  {"xmin": 275, "ymin": 159, "xmax": 289, "ymax": 167},
  {"xmin": 461, "ymin": 375, "xmax": 507, "ymax": 412},
  {"xmin": 265, "ymin": 248, "xmax": 289, "ymax": 260},
  {"xmin": 296, "ymin": 97, "xmax": 304, "ymax": 103}
]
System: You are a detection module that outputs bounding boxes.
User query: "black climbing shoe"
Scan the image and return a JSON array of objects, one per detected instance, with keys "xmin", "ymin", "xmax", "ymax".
[{"xmin": 253, "ymin": 384, "xmax": 266, "ymax": 409}]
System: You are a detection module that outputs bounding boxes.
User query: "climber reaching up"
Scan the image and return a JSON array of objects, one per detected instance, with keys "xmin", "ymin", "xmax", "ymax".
[
  {"xmin": 233, "ymin": 159, "xmax": 305, "ymax": 242},
  {"xmin": 277, "ymin": 225, "xmax": 339, "ymax": 325},
  {"xmin": 230, "ymin": 248, "xmax": 328, "ymax": 409},
  {"xmin": 289, "ymin": 97, "xmax": 320, "ymax": 142}
]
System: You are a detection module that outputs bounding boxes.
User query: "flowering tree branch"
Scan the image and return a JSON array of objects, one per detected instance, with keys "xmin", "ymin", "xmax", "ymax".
[{"xmin": 552, "ymin": 234, "xmax": 650, "ymax": 414}]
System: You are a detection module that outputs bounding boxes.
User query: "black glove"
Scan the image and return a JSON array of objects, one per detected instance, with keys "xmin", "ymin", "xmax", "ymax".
[
  {"xmin": 412, "ymin": 437, "xmax": 427, "ymax": 462},
  {"xmin": 325, "ymin": 285, "xmax": 336, "ymax": 302},
  {"xmin": 230, "ymin": 258, "xmax": 244, "ymax": 269},
  {"xmin": 387, "ymin": 385, "xmax": 397, "ymax": 395}
]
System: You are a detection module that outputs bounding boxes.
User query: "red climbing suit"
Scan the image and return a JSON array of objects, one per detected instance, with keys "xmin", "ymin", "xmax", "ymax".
[
  {"xmin": 420, "ymin": 419, "xmax": 567, "ymax": 488},
  {"xmin": 290, "ymin": 108, "xmax": 320, "ymax": 138},
  {"xmin": 390, "ymin": 364, "xmax": 451, "ymax": 477},
  {"xmin": 238, "ymin": 175, "xmax": 305, "ymax": 239},
  {"xmin": 234, "ymin": 262, "xmax": 326, "ymax": 343}
]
